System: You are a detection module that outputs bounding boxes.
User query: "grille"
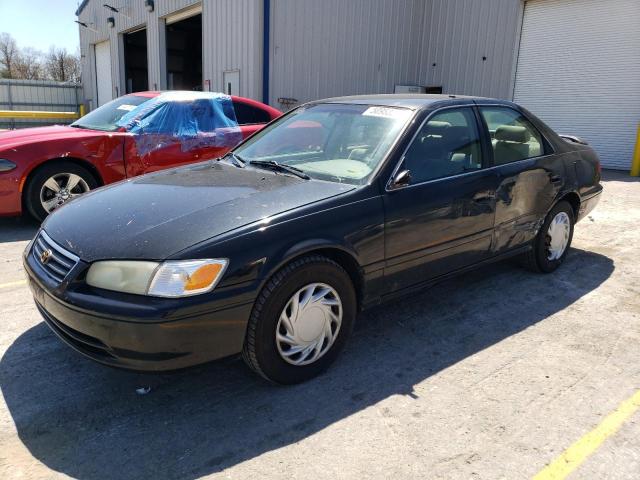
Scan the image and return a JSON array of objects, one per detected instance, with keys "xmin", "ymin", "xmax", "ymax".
[{"xmin": 32, "ymin": 231, "xmax": 79, "ymax": 283}]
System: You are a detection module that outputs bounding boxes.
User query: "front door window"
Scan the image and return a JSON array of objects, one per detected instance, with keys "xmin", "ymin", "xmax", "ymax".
[{"xmin": 403, "ymin": 107, "xmax": 483, "ymax": 184}]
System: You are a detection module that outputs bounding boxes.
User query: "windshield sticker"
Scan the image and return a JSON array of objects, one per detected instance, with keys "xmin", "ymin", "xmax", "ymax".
[
  {"xmin": 117, "ymin": 104, "xmax": 137, "ymax": 112},
  {"xmin": 362, "ymin": 106, "xmax": 406, "ymax": 119}
]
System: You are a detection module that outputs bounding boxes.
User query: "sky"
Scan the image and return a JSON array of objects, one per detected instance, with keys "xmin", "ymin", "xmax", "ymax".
[{"xmin": 0, "ymin": 0, "xmax": 81, "ymax": 53}]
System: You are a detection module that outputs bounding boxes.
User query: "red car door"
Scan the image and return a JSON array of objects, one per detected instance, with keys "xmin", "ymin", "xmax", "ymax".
[
  {"xmin": 124, "ymin": 96, "xmax": 278, "ymax": 177},
  {"xmin": 232, "ymin": 97, "xmax": 280, "ymax": 140}
]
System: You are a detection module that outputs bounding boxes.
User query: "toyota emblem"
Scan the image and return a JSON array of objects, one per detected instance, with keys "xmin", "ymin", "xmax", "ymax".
[{"xmin": 40, "ymin": 249, "xmax": 53, "ymax": 265}]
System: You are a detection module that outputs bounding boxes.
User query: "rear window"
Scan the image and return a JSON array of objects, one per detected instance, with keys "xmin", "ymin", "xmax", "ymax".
[{"xmin": 233, "ymin": 101, "xmax": 272, "ymax": 125}]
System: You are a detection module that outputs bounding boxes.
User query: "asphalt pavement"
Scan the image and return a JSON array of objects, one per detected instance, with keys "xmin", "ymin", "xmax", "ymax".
[{"xmin": 0, "ymin": 171, "xmax": 639, "ymax": 479}]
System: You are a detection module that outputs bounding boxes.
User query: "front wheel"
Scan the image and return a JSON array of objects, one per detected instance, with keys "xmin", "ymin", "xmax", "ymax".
[
  {"xmin": 25, "ymin": 162, "xmax": 97, "ymax": 221},
  {"xmin": 242, "ymin": 255, "xmax": 357, "ymax": 384},
  {"xmin": 523, "ymin": 200, "xmax": 575, "ymax": 273}
]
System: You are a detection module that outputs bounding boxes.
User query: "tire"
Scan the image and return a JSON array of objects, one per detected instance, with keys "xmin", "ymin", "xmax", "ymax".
[
  {"xmin": 242, "ymin": 255, "xmax": 357, "ymax": 384},
  {"xmin": 523, "ymin": 200, "xmax": 575, "ymax": 273},
  {"xmin": 25, "ymin": 161, "xmax": 98, "ymax": 221}
]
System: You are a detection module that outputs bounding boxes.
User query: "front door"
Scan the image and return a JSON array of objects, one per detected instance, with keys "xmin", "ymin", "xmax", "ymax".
[
  {"xmin": 383, "ymin": 106, "xmax": 497, "ymax": 293},
  {"xmin": 124, "ymin": 98, "xmax": 244, "ymax": 177}
]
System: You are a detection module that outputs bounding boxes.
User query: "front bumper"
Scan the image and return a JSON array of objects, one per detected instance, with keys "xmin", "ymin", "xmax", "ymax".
[
  {"xmin": 0, "ymin": 167, "xmax": 23, "ymax": 216},
  {"xmin": 24, "ymin": 249, "xmax": 255, "ymax": 372}
]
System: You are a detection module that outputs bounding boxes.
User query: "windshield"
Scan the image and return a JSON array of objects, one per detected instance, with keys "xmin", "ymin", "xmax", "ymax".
[
  {"xmin": 71, "ymin": 95, "xmax": 153, "ymax": 131},
  {"xmin": 233, "ymin": 103, "xmax": 413, "ymax": 184}
]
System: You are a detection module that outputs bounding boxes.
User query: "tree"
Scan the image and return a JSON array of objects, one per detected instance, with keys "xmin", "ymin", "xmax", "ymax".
[
  {"xmin": 45, "ymin": 46, "xmax": 80, "ymax": 83},
  {"xmin": 0, "ymin": 32, "xmax": 18, "ymax": 78},
  {"xmin": 13, "ymin": 47, "xmax": 44, "ymax": 80},
  {"xmin": 0, "ymin": 32, "xmax": 81, "ymax": 83}
]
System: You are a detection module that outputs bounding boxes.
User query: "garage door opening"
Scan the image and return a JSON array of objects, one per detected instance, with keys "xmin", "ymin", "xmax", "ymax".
[
  {"xmin": 123, "ymin": 28, "xmax": 148, "ymax": 93},
  {"xmin": 166, "ymin": 13, "xmax": 202, "ymax": 91}
]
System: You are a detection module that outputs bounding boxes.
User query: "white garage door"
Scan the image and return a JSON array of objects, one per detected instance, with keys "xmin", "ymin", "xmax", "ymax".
[
  {"xmin": 514, "ymin": 0, "xmax": 640, "ymax": 170},
  {"xmin": 94, "ymin": 41, "xmax": 113, "ymax": 107}
]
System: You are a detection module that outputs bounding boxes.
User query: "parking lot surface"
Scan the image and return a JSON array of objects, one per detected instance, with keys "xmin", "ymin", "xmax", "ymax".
[{"xmin": 0, "ymin": 171, "xmax": 639, "ymax": 479}]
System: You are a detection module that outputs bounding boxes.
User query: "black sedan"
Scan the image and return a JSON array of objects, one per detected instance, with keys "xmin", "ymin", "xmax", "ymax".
[{"xmin": 24, "ymin": 95, "xmax": 602, "ymax": 384}]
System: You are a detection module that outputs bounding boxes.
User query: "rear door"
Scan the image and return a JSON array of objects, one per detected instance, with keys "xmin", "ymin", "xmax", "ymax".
[
  {"xmin": 383, "ymin": 106, "xmax": 498, "ymax": 293},
  {"xmin": 232, "ymin": 99, "xmax": 275, "ymax": 138},
  {"xmin": 476, "ymin": 103, "xmax": 565, "ymax": 253}
]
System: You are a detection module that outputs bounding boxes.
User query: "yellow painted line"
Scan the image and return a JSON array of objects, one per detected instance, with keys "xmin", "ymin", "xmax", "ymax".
[
  {"xmin": 0, "ymin": 110, "xmax": 79, "ymax": 120},
  {"xmin": 0, "ymin": 279, "xmax": 27, "ymax": 289},
  {"xmin": 533, "ymin": 390, "xmax": 640, "ymax": 480}
]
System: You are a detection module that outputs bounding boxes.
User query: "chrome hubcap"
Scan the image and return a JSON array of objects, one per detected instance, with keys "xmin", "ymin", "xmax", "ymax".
[
  {"xmin": 276, "ymin": 283, "xmax": 342, "ymax": 366},
  {"xmin": 546, "ymin": 211, "xmax": 570, "ymax": 261},
  {"xmin": 40, "ymin": 173, "xmax": 90, "ymax": 213}
]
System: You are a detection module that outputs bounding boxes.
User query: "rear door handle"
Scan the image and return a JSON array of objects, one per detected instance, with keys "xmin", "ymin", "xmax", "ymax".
[
  {"xmin": 473, "ymin": 192, "xmax": 496, "ymax": 202},
  {"xmin": 551, "ymin": 175, "xmax": 563, "ymax": 185}
]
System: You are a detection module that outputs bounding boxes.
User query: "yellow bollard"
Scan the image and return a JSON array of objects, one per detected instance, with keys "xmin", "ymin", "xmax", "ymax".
[
  {"xmin": 79, "ymin": 104, "xmax": 86, "ymax": 118},
  {"xmin": 631, "ymin": 124, "xmax": 640, "ymax": 177}
]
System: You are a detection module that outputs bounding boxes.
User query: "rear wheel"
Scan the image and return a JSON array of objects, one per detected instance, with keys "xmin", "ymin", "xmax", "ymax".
[
  {"xmin": 25, "ymin": 162, "xmax": 97, "ymax": 221},
  {"xmin": 242, "ymin": 255, "xmax": 356, "ymax": 384},
  {"xmin": 523, "ymin": 200, "xmax": 574, "ymax": 273}
]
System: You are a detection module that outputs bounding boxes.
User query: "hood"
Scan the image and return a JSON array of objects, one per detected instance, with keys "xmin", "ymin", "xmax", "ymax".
[
  {"xmin": 43, "ymin": 161, "xmax": 355, "ymax": 261},
  {"xmin": 0, "ymin": 125, "xmax": 105, "ymax": 151}
]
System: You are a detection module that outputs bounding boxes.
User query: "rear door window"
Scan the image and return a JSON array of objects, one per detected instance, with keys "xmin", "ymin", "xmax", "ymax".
[
  {"xmin": 233, "ymin": 101, "xmax": 272, "ymax": 125},
  {"xmin": 479, "ymin": 107, "xmax": 545, "ymax": 165}
]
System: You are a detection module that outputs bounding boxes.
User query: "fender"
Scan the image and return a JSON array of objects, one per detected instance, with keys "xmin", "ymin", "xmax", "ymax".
[{"xmin": 258, "ymin": 237, "xmax": 363, "ymax": 291}]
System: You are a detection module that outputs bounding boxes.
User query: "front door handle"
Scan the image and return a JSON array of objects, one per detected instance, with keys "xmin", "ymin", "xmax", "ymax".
[{"xmin": 551, "ymin": 175, "xmax": 563, "ymax": 185}]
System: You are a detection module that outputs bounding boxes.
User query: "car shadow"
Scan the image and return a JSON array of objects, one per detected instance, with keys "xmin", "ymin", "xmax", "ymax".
[
  {"xmin": 0, "ymin": 216, "xmax": 38, "ymax": 243},
  {"xmin": 0, "ymin": 248, "xmax": 613, "ymax": 479}
]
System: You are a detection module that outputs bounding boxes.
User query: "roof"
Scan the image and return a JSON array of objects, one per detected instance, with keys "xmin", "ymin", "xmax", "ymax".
[
  {"xmin": 75, "ymin": 0, "xmax": 89, "ymax": 16},
  {"xmin": 315, "ymin": 94, "xmax": 501, "ymax": 110},
  {"xmin": 127, "ymin": 91, "xmax": 162, "ymax": 98}
]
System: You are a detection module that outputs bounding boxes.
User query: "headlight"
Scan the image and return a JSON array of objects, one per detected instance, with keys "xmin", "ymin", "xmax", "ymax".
[{"xmin": 86, "ymin": 259, "xmax": 228, "ymax": 297}]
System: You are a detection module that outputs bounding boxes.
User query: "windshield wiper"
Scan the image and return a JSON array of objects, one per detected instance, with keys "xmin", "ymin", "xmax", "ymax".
[
  {"xmin": 221, "ymin": 151, "xmax": 246, "ymax": 168},
  {"xmin": 249, "ymin": 160, "xmax": 310, "ymax": 180}
]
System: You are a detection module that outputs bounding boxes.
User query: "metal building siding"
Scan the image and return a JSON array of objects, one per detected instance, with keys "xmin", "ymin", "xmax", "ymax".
[
  {"xmin": 269, "ymin": 0, "xmax": 424, "ymax": 108},
  {"xmin": 0, "ymin": 79, "xmax": 82, "ymax": 128},
  {"xmin": 78, "ymin": 0, "xmax": 201, "ymax": 106},
  {"xmin": 416, "ymin": 0, "xmax": 523, "ymax": 99},
  {"xmin": 513, "ymin": 0, "xmax": 640, "ymax": 170},
  {"xmin": 268, "ymin": 0, "xmax": 521, "ymax": 108},
  {"xmin": 202, "ymin": 0, "xmax": 263, "ymax": 100},
  {"xmin": 158, "ymin": 0, "xmax": 201, "ymax": 16}
]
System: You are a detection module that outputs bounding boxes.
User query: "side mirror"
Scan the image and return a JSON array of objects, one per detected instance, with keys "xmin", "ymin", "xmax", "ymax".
[{"xmin": 390, "ymin": 169, "xmax": 411, "ymax": 189}]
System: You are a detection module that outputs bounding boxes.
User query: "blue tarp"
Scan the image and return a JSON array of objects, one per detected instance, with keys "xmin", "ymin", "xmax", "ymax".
[{"xmin": 116, "ymin": 91, "xmax": 242, "ymax": 156}]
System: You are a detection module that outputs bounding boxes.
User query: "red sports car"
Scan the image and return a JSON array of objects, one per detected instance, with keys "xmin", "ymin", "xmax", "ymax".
[{"xmin": 0, "ymin": 91, "xmax": 281, "ymax": 220}]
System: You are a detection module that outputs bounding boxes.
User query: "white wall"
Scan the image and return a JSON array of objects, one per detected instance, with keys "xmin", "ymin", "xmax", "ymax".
[
  {"xmin": 78, "ymin": 0, "xmax": 197, "ymax": 106},
  {"xmin": 203, "ymin": 0, "xmax": 263, "ymax": 102},
  {"xmin": 416, "ymin": 0, "xmax": 523, "ymax": 99},
  {"xmin": 268, "ymin": 0, "xmax": 524, "ymax": 109},
  {"xmin": 269, "ymin": 0, "xmax": 424, "ymax": 107},
  {"xmin": 78, "ymin": 0, "xmax": 523, "ymax": 110},
  {"xmin": 514, "ymin": 0, "xmax": 640, "ymax": 169}
]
